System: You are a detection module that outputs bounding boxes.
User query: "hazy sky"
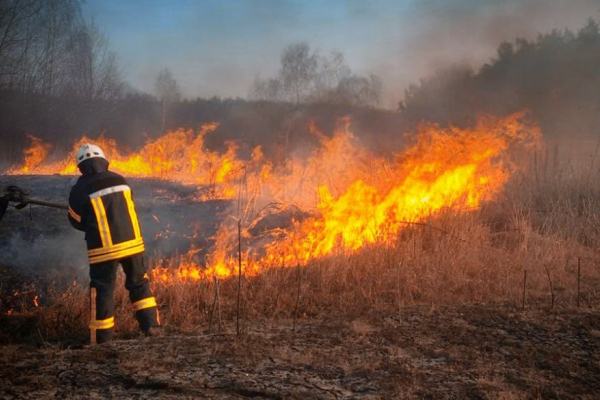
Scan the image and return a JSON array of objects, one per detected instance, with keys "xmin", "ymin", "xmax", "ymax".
[{"xmin": 83, "ymin": 0, "xmax": 600, "ymax": 108}]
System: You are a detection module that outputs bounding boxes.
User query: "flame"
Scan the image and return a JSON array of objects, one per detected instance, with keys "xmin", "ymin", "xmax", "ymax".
[
  {"xmin": 5, "ymin": 113, "xmax": 540, "ymax": 283},
  {"xmin": 7, "ymin": 123, "xmax": 248, "ymax": 199},
  {"xmin": 18, "ymin": 134, "xmax": 51, "ymax": 173},
  {"xmin": 152, "ymin": 112, "xmax": 539, "ymax": 282}
]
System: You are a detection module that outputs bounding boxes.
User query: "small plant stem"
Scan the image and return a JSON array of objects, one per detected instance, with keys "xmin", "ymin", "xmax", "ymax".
[
  {"xmin": 89, "ymin": 287, "xmax": 97, "ymax": 345},
  {"xmin": 577, "ymin": 257, "xmax": 581, "ymax": 308},
  {"xmin": 293, "ymin": 263, "xmax": 302, "ymax": 333},
  {"xmin": 397, "ymin": 259, "xmax": 404, "ymax": 311},
  {"xmin": 208, "ymin": 276, "xmax": 222, "ymax": 333},
  {"xmin": 216, "ymin": 277, "xmax": 222, "ymax": 332},
  {"xmin": 544, "ymin": 264, "xmax": 554, "ymax": 309},
  {"xmin": 236, "ymin": 219, "xmax": 242, "ymax": 337},
  {"xmin": 522, "ymin": 270, "xmax": 527, "ymax": 310}
]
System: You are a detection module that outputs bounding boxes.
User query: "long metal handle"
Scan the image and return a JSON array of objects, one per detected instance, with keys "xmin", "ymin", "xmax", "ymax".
[{"xmin": 25, "ymin": 198, "xmax": 69, "ymax": 210}]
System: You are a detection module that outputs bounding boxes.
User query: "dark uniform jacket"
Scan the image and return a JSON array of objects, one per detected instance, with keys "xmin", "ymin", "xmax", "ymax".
[{"xmin": 68, "ymin": 158, "xmax": 145, "ymax": 264}]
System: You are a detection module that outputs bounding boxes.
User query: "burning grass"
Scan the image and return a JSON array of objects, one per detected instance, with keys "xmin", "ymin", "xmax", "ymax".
[
  {"xmin": 4, "ymin": 199, "xmax": 598, "ymax": 346},
  {"xmin": 2, "ymin": 114, "xmax": 600, "ymax": 398},
  {"xmin": 1, "ymin": 112, "xmax": 600, "ymax": 345}
]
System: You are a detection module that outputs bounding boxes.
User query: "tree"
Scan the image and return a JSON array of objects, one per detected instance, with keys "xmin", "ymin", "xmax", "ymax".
[
  {"xmin": 248, "ymin": 42, "xmax": 382, "ymax": 107},
  {"xmin": 0, "ymin": 0, "xmax": 82, "ymax": 94},
  {"xmin": 154, "ymin": 68, "xmax": 180, "ymax": 132},
  {"xmin": 62, "ymin": 20, "xmax": 122, "ymax": 101},
  {"xmin": 311, "ymin": 50, "xmax": 351, "ymax": 102},
  {"xmin": 336, "ymin": 74, "xmax": 382, "ymax": 107},
  {"xmin": 315, "ymin": 51, "xmax": 351, "ymax": 92},
  {"xmin": 280, "ymin": 42, "xmax": 317, "ymax": 103},
  {"xmin": 249, "ymin": 76, "xmax": 283, "ymax": 102}
]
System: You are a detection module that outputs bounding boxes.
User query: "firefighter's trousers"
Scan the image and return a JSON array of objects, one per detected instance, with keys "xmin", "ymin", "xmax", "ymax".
[{"xmin": 89, "ymin": 253, "xmax": 159, "ymax": 344}]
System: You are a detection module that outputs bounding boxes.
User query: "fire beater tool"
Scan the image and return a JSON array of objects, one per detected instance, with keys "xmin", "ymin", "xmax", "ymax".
[{"xmin": 0, "ymin": 185, "xmax": 68, "ymax": 221}]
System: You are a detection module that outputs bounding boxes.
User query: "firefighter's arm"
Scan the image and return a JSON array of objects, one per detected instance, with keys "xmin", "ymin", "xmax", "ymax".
[{"xmin": 68, "ymin": 187, "xmax": 85, "ymax": 231}]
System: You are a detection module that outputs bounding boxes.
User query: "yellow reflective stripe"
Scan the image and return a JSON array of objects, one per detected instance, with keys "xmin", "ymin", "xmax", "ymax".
[
  {"xmin": 91, "ymin": 198, "xmax": 112, "ymax": 247},
  {"xmin": 89, "ymin": 244, "xmax": 145, "ymax": 264},
  {"xmin": 68, "ymin": 206, "xmax": 81, "ymax": 222},
  {"xmin": 132, "ymin": 297, "xmax": 157, "ymax": 311},
  {"xmin": 87, "ymin": 237, "xmax": 144, "ymax": 256},
  {"xmin": 123, "ymin": 189, "xmax": 141, "ymax": 239},
  {"xmin": 89, "ymin": 316, "xmax": 115, "ymax": 330}
]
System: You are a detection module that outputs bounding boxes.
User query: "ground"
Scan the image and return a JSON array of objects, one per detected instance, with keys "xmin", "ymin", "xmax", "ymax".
[{"xmin": 1, "ymin": 305, "xmax": 599, "ymax": 399}]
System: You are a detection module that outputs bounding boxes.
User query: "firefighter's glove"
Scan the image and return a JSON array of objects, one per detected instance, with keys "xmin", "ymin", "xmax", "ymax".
[{"xmin": 15, "ymin": 199, "xmax": 30, "ymax": 210}]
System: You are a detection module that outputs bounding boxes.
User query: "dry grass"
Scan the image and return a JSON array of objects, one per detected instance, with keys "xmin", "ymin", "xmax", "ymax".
[
  {"xmin": 2, "ymin": 148, "xmax": 600, "ymax": 398},
  {"xmin": 3, "ymin": 144, "xmax": 600, "ymax": 342},
  {"xmin": 147, "ymin": 149, "xmax": 600, "ymax": 331}
]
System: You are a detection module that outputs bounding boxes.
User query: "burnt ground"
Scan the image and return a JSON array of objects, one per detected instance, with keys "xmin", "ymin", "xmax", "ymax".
[{"xmin": 0, "ymin": 306, "xmax": 599, "ymax": 399}]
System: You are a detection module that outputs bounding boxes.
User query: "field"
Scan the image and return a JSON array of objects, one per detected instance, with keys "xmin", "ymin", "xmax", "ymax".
[
  {"xmin": 1, "ymin": 117, "xmax": 600, "ymax": 398},
  {"xmin": 0, "ymin": 169, "xmax": 599, "ymax": 399}
]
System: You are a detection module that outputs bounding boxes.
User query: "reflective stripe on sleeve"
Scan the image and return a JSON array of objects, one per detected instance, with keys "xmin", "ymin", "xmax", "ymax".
[
  {"xmin": 89, "ymin": 316, "xmax": 115, "ymax": 330},
  {"xmin": 68, "ymin": 206, "xmax": 81, "ymax": 222},
  {"xmin": 132, "ymin": 297, "xmax": 157, "ymax": 311}
]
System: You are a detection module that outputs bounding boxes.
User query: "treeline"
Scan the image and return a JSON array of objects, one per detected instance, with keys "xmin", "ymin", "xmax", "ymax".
[
  {"xmin": 0, "ymin": 90, "xmax": 402, "ymax": 168},
  {"xmin": 399, "ymin": 18, "xmax": 600, "ymax": 140}
]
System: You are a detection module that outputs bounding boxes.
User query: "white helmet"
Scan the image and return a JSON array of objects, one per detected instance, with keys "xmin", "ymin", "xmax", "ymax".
[{"xmin": 75, "ymin": 143, "xmax": 106, "ymax": 165}]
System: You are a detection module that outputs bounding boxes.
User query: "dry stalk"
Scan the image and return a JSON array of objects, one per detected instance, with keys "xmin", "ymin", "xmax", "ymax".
[
  {"xmin": 522, "ymin": 270, "xmax": 527, "ymax": 310},
  {"xmin": 208, "ymin": 276, "xmax": 222, "ymax": 333},
  {"xmin": 577, "ymin": 257, "xmax": 581, "ymax": 308},
  {"xmin": 89, "ymin": 287, "xmax": 96, "ymax": 345},
  {"xmin": 293, "ymin": 263, "xmax": 302, "ymax": 333},
  {"xmin": 236, "ymin": 218, "xmax": 242, "ymax": 337},
  {"xmin": 543, "ymin": 264, "xmax": 555, "ymax": 309},
  {"xmin": 396, "ymin": 258, "xmax": 404, "ymax": 311}
]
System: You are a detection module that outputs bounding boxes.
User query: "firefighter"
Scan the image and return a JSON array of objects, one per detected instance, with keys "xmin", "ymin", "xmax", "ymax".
[{"xmin": 67, "ymin": 143, "xmax": 160, "ymax": 344}]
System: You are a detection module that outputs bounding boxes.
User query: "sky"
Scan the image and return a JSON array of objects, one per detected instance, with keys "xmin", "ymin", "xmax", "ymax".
[{"xmin": 83, "ymin": 0, "xmax": 600, "ymax": 108}]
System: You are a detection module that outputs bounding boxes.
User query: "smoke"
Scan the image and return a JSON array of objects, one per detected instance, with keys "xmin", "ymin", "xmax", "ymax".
[
  {"xmin": 0, "ymin": 231, "xmax": 89, "ymax": 279},
  {"xmin": 378, "ymin": 0, "xmax": 599, "ymax": 107},
  {"xmin": 80, "ymin": 0, "xmax": 596, "ymax": 107},
  {"xmin": 0, "ymin": 175, "xmax": 227, "ymax": 284}
]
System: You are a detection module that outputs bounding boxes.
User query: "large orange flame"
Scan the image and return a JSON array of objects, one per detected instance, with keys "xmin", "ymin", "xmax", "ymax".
[
  {"xmin": 7, "ymin": 123, "xmax": 253, "ymax": 200},
  {"xmin": 4, "ymin": 113, "xmax": 540, "ymax": 282},
  {"xmin": 257, "ymin": 113, "xmax": 539, "ymax": 266}
]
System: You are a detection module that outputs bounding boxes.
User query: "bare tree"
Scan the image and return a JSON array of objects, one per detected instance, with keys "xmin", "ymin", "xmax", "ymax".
[
  {"xmin": 314, "ymin": 50, "xmax": 351, "ymax": 96},
  {"xmin": 0, "ymin": 0, "xmax": 82, "ymax": 95},
  {"xmin": 280, "ymin": 42, "xmax": 317, "ymax": 104},
  {"xmin": 249, "ymin": 75, "xmax": 283, "ymax": 102},
  {"xmin": 154, "ymin": 67, "xmax": 180, "ymax": 132},
  {"xmin": 336, "ymin": 73, "xmax": 382, "ymax": 107},
  {"xmin": 248, "ymin": 42, "xmax": 381, "ymax": 107},
  {"xmin": 62, "ymin": 20, "xmax": 122, "ymax": 101},
  {"xmin": 0, "ymin": 0, "xmax": 41, "ymax": 90},
  {"xmin": 36, "ymin": 0, "xmax": 81, "ymax": 96}
]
